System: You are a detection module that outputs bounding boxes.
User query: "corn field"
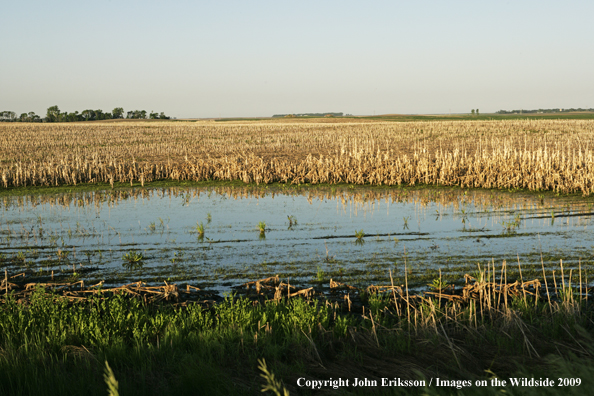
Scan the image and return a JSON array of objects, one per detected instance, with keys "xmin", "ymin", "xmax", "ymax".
[{"xmin": 2, "ymin": 119, "xmax": 594, "ymax": 194}]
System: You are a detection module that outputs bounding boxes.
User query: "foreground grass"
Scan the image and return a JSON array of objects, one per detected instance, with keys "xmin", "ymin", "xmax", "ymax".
[{"xmin": 1, "ymin": 284, "xmax": 593, "ymax": 395}]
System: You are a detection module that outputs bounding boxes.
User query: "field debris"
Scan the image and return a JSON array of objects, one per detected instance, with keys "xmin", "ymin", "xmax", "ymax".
[{"xmin": 3, "ymin": 269, "xmax": 589, "ymax": 317}]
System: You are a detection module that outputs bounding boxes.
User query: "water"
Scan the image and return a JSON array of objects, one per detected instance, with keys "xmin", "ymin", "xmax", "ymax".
[{"xmin": 1, "ymin": 185, "xmax": 593, "ymax": 291}]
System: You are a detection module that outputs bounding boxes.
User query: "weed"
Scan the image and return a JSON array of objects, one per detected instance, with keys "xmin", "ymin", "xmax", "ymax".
[
  {"xmin": 501, "ymin": 213, "xmax": 522, "ymax": 232},
  {"xmin": 170, "ymin": 251, "xmax": 184, "ymax": 265},
  {"xmin": 315, "ymin": 266, "xmax": 325, "ymax": 282},
  {"xmin": 122, "ymin": 250, "xmax": 144, "ymax": 270},
  {"xmin": 287, "ymin": 215, "xmax": 297, "ymax": 228},
  {"xmin": 56, "ymin": 249, "xmax": 69, "ymax": 262},
  {"xmin": 258, "ymin": 221, "xmax": 266, "ymax": 235},
  {"xmin": 355, "ymin": 229, "xmax": 365, "ymax": 240},
  {"xmin": 428, "ymin": 278, "xmax": 448, "ymax": 291},
  {"xmin": 196, "ymin": 222, "xmax": 205, "ymax": 238},
  {"xmin": 15, "ymin": 251, "xmax": 26, "ymax": 263},
  {"xmin": 403, "ymin": 216, "xmax": 410, "ymax": 230},
  {"xmin": 323, "ymin": 242, "xmax": 336, "ymax": 263}
]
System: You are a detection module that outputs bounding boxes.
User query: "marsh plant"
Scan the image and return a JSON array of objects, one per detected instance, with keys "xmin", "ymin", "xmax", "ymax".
[
  {"xmin": 170, "ymin": 251, "xmax": 184, "ymax": 265},
  {"xmin": 354, "ymin": 229, "xmax": 365, "ymax": 245},
  {"xmin": 122, "ymin": 250, "xmax": 144, "ymax": 270},
  {"xmin": 403, "ymin": 216, "xmax": 410, "ymax": 230},
  {"xmin": 196, "ymin": 222, "xmax": 205, "ymax": 238},
  {"xmin": 355, "ymin": 229, "xmax": 365, "ymax": 240},
  {"xmin": 56, "ymin": 249, "xmax": 69, "ymax": 262},
  {"xmin": 428, "ymin": 278, "xmax": 449, "ymax": 292},
  {"xmin": 315, "ymin": 266, "xmax": 326, "ymax": 282},
  {"xmin": 501, "ymin": 213, "xmax": 522, "ymax": 232},
  {"xmin": 258, "ymin": 221, "xmax": 266, "ymax": 235},
  {"xmin": 84, "ymin": 250, "xmax": 94, "ymax": 264},
  {"xmin": 206, "ymin": 212, "xmax": 212, "ymax": 224},
  {"xmin": 323, "ymin": 242, "xmax": 336, "ymax": 263},
  {"xmin": 287, "ymin": 215, "xmax": 297, "ymax": 229}
]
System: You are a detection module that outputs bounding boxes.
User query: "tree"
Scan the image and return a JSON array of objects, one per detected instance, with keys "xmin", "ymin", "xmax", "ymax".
[
  {"xmin": 476, "ymin": 109, "xmax": 479, "ymax": 115},
  {"xmin": 112, "ymin": 107, "xmax": 124, "ymax": 119},
  {"xmin": 66, "ymin": 111, "xmax": 80, "ymax": 122},
  {"xmin": 149, "ymin": 111, "xmax": 159, "ymax": 119},
  {"xmin": 471, "ymin": 109, "xmax": 475, "ymax": 115},
  {"xmin": 81, "ymin": 109, "xmax": 95, "ymax": 121},
  {"xmin": 29, "ymin": 112, "xmax": 41, "ymax": 122},
  {"xmin": 46, "ymin": 105, "xmax": 60, "ymax": 122},
  {"xmin": 1, "ymin": 111, "xmax": 16, "ymax": 121}
]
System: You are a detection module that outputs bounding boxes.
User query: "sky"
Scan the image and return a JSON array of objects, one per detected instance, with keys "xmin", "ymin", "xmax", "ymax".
[{"xmin": 1, "ymin": 0, "xmax": 593, "ymax": 118}]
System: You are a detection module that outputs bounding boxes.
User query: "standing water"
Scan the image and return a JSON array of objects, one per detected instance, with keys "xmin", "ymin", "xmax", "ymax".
[{"xmin": 1, "ymin": 185, "xmax": 593, "ymax": 292}]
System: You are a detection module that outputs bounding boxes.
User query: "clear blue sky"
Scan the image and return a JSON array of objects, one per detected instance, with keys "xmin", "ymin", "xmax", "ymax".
[{"xmin": 1, "ymin": 0, "xmax": 593, "ymax": 118}]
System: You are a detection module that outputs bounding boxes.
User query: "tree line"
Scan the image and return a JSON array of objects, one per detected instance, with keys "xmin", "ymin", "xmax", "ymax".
[
  {"xmin": 272, "ymin": 112, "xmax": 344, "ymax": 118},
  {"xmin": 0, "ymin": 106, "xmax": 170, "ymax": 122},
  {"xmin": 496, "ymin": 108, "xmax": 594, "ymax": 114}
]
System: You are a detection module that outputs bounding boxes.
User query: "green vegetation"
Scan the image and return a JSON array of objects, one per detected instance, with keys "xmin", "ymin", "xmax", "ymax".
[
  {"xmin": 358, "ymin": 111, "xmax": 594, "ymax": 122},
  {"xmin": 103, "ymin": 361, "xmax": 120, "ymax": 396},
  {"xmin": 196, "ymin": 221, "xmax": 205, "ymax": 238},
  {"xmin": 0, "ymin": 282, "xmax": 593, "ymax": 395},
  {"xmin": 272, "ymin": 112, "xmax": 344, "ymax": 118},
  {"xmin": 287, "ymin": 215, "xmax": 296, "ymax": 227},
  {"xmin": 121, "ymin": 250, "xmax": 144, "ymax": 270},
  {"xmin": 0, "ymin": 106, "xmax": 170, "ymax": 123},
  {"xmin": 501, "ymin": 213, "xmax": 522, "ymax": 231},
  {"xmin": 354, "ymin": 229, "xmax": 365, "ymax": 240}
]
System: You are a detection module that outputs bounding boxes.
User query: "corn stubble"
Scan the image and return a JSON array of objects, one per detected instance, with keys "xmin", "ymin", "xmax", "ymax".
[{"xmin": 2, "ymin": 119, "xmax": 594, "ymax": 194}]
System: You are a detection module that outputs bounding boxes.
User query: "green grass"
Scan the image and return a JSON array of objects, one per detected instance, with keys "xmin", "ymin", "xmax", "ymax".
[
  {"xmin": 121, "ymin": 250, "xmax": 144, "ymax": 270},
  {"xmin": 1, "ymin": 284, "xmax": 594, "ymax": 395},
  {"xmin": 196, "ymin": 221, "xmax": 205, "ymax": 238}
]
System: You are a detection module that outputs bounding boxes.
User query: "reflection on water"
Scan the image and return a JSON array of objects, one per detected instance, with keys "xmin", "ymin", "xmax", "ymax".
[{"xmin": 1, "ymin": 185, "xmax": 593, "ymax": 291}]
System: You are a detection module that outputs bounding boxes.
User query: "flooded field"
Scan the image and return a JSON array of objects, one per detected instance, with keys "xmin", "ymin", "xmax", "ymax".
[{"xmin": 1, "ymin": 185, "xmax": 593, "ymax": 292}]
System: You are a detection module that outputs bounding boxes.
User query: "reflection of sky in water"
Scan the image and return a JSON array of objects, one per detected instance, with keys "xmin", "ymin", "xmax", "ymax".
[{"xmin": 1, "ymin": 187, "xmax": 593, "ymax": 289}]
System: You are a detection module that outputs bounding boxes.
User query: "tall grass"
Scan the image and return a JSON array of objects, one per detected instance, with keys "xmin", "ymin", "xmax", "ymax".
[{"xmin": 1, "ymin": 262, "xmax": 593, "ymax": 395}]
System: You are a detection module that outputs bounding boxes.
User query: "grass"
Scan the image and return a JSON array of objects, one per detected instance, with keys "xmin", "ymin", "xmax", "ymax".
[
  {"xmin": 258, "ymin": 221, "xmax": 266, "ymax": 235},
  {"xmin": 314, "ymin": 266, "xmax": 325, "ymax": 282},
  {"xmin": 287, "ymin": 215, "xmax": 296, "ymax": 228},
  {"xmin": 355, "ymin": 229, "xmax": 365, "ymax": 240},
  {"xmin": 196, "ymin": 221, "xmax": 205, "ymax": 238},
  {"xmin": 501, "ymin": 213, "xmax": 522, "ymax": 231},
  {"xmin": 104, "ymin": 361, "xmax": 120, "ymax": 396},
  {"xmin": 258, "ymin": 359, "xmax": 289, "ymax": 396},
  {"xmin": 1, "ymin": 271, "xmax": 594, "ymax": 395},
  {"xmin": 121, "ymin": 250, "xmax": 144, "ymax": 270}
]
